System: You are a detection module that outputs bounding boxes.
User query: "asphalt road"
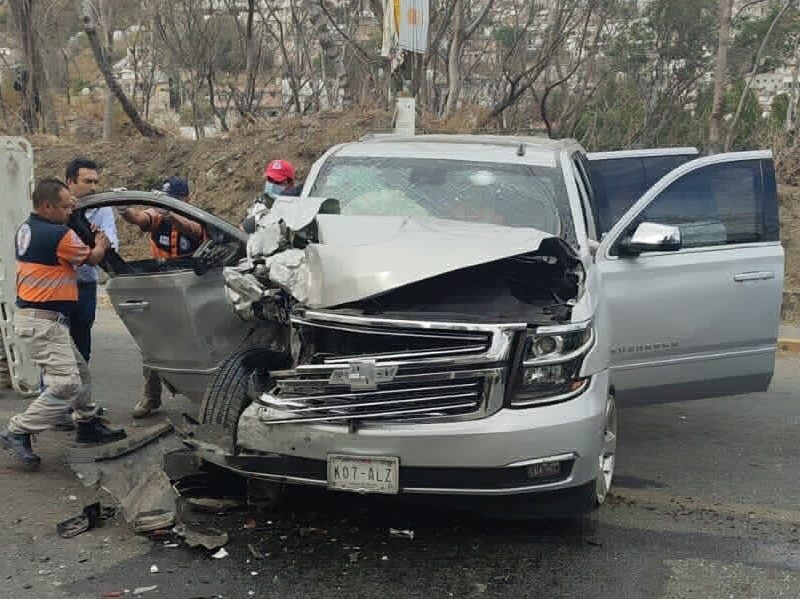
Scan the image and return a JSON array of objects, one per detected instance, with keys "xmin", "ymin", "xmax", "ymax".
[{"xmin": 1, "ymin": 306, "xmax": 799, "ymax": 598}]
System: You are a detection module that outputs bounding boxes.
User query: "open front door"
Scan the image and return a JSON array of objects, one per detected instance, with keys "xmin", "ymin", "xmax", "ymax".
[
  {"xmin": 79, "ymin": 192, "xmax": 254, "ymax": 400},
  {"xmin": 595, "ymin": 151, "xmax": 783, "ymax": 403}
]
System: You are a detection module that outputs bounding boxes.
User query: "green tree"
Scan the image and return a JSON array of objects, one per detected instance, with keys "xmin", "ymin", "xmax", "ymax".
[
  {"xmin": 771, "ymin": 93, "xmax": 790, "ymax": 126},
  {"xmin": 724, "ymin": 77, "xmax": 763, "ymax": 149}
]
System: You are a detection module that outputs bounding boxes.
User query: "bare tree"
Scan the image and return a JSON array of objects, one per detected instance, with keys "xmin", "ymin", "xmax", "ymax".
[
  {"xmin": 709, "ymin": 0, "xmax": 733, "ymax": 152},
  {"xmin": 8, "ymin": 0, "xmax": 49, "ymax": 132},
  {"xmin": 306, "ymin": 0, "xmax": 351, "ymax": 108},
  {"xmin": 153, "ymin": 0, "xmax": 225, "ymax": 137},
  {"xmin": 725, "ymin": 0, "xmax": 793, "ymax": 151},
  {"xmin": 80, "ymin": 0, "xmax": 162, "ymax": 137},
  {"xmin": 442, "ymin": 0, "xmax": 495, "ymax": 118},
  {"xmin": 479, "ymin": 1, "xmax": 593, "ymax": 129}
]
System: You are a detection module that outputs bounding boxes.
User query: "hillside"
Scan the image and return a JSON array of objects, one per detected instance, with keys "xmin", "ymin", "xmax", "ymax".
[{"xmin": 24, "ymin": 114, "xmax": 800, "ymax": 319}]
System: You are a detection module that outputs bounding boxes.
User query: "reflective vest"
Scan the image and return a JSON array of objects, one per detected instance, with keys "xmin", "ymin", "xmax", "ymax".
[
  {"xmin": 15, "ymin": 214, "xmax": 88, "ymax": 317},
  {"xmin": 149, "ymin": 216, "xmax": 203, "ymax": 260}
]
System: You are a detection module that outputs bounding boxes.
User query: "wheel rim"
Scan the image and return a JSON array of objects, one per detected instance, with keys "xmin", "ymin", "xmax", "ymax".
[{"xmin": 596, "ymin": 394, "xmax": 617, "ymax": 504}]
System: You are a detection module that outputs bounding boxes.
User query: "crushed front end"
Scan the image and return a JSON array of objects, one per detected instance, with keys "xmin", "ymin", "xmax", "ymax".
[{"xmin": 208, "ymin": 202, "xmax": 607, "ymax": 512}]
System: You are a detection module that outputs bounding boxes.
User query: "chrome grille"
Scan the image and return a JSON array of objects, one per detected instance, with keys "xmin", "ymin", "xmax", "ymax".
[{"xmin": 258, "ymin": 311, "xmax": 523, "ymax": 424}]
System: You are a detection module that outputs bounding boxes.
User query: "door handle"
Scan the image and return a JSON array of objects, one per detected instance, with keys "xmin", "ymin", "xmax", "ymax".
[
  {"xmin": 117, "ymin": 300, "xmax": 150, "ymax": 311},
  {"xmin": 734, "ymin": 271, "xmax": 775, "ymax": 282}
]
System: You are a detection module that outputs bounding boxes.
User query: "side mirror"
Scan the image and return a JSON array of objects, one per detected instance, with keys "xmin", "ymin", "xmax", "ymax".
[{"xmin": 618, "ymin": 222, "xmax": 682, "ymax": 257}]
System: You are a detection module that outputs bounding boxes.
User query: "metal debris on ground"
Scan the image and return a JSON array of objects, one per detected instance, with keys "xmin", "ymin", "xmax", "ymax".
[
  {"xmin": 67, "ymin": 422, "xmax": 183, "ymax": 533},
  {"xmin": 389, "ymin": 528, "xmax": 415, "ymax": 540}
]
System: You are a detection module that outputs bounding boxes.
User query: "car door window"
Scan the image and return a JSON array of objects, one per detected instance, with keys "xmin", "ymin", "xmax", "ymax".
[
  {"xmin": 589, "ymin": 155, "xmax": 697, "ymax": 235},
  {"xmin": 635, "ymin": 159, "xmax": 778, "ymax": 250}
]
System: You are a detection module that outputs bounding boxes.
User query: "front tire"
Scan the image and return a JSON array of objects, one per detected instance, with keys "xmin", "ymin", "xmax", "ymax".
[
  {"xmin": 200, "ymin": 348, "xmax": 273, "ymax": 430},
  {"xmin": 595, "ymin": 390, "xmax": 617, "ymax": 505}
]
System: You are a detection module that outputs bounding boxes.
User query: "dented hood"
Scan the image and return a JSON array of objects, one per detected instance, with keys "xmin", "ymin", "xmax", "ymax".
[{"xmin": 305, "ymin": 215, "xmax": 561, "ymax": 308}]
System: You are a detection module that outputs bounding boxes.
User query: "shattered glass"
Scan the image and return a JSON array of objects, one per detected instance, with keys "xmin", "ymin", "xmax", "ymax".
[{"xmin": 308, "ymin": 156, "xmax": 575, "ymax": 247}]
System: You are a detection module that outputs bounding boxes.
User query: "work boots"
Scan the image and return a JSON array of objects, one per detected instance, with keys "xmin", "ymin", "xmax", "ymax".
[
  {"xmin": 132, "ymin": 396, "xmax": 161, "ymax": 419},
  {"xmin": 76, "ymin": 419, "xmax": 127, "ymax": 444},
  {"xmin": 133, "ymin": 371, "xmax": 162, "ymax": 419},
  {"xmin": 0, "ymin": 430, "xmax": 41, "ymax": 471}
]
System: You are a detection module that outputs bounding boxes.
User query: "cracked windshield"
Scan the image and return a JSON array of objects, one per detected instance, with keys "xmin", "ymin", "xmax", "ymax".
[{"xmin": 310, "ymin": 156, "xmax": 576, "ymax": 245}]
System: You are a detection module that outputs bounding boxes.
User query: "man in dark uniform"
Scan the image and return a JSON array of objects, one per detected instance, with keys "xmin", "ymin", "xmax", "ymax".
[
  {"xmin": 0, "ymin": 178, "xmax": 127, "ymax": 471},
  {"xmin": 118, "ymin": 176, "xmax": 205, "ymax": 417}
]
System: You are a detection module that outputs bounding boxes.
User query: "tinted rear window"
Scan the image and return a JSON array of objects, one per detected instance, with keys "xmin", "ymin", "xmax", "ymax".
[{"xmin": 589, "ymin": 155, "xmax": 697, "ymax": 235}]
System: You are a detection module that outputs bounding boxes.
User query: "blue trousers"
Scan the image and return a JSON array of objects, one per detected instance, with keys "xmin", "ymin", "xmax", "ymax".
[{"xmin": 70, "ymin": 282, "xmax": 97, "ymax": 363}]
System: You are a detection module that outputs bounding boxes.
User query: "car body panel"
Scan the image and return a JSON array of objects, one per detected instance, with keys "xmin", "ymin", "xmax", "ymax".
[{"xmin": 308, "ymin": 214, "xmax": 558, "ymax": 307}]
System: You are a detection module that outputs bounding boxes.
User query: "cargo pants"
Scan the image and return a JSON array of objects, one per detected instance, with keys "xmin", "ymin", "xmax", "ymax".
[{"xmin": 7, "ymin": 312, "xmax": 97, "ymax": 434}]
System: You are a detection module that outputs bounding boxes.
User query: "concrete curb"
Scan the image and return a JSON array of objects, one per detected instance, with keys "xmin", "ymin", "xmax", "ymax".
[{"xmin": 778, "ymin": 338, "xmax": 800, "ymax": 354}]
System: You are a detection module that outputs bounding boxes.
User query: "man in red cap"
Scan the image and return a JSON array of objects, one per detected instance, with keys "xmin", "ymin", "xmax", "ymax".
[
  {"xmin": 242, "ymin": 159, "xmax": 304, "ymax": 234},
  {"xmin": 263, "ymin": 159, "xmax": 302, "ymax": 198}
]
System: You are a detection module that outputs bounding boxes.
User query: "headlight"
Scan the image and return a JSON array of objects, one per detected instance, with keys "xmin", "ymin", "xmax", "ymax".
[{"xmin": 510, "ymin": 322, "xmax": 593, "ymax": 407}]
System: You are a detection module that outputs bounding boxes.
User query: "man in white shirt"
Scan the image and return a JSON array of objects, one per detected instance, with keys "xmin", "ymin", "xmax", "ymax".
[{"xmin": 65, "ymin": 158, "xmax": 119, "ymax": 363}]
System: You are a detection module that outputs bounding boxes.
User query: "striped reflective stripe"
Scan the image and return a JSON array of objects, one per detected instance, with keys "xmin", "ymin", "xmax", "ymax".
[{"xmin": 16, "ymin": 263, "xmax": 77, "ymax": 302}]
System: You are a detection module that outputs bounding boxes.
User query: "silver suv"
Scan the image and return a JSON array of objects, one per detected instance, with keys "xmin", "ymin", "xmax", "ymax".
[{"xmin": 65, "ymin": 135, "xmax": 782, "ymax": 515}]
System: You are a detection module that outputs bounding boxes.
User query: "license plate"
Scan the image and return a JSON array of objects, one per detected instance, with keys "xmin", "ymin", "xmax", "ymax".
[{"xmin": 327, "ymin": 454, "xmax": 399, "ymax": 495}]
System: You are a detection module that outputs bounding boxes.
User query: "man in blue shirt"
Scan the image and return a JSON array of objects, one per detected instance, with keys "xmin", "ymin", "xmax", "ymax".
[{"xmin": 65, "ymin": 158, "xmax": 118, "ymax": 363}]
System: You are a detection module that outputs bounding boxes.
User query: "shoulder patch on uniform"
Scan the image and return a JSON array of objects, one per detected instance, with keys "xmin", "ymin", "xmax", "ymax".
[{"xmin": 16, "ymin": 223, "xmax": 31, "ymax": 256}]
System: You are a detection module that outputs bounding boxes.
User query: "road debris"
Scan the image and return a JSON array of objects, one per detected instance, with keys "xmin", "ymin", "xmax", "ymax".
[
  {"xmin": 67, "ymin": 422, "xmax": 183, "ymax": 533},
  {"xmin": 101, "ymin": 592, "xmax": 124, "ymax": 598},
  {"xmin": 389, "ymin": 528, "xmax": 415, "ymax": 540},
  {"xmin": 56, "ymin": 502, "xmax": 115, "ymax": 539},
  {"xmin": 150, "ymin": 564, "xmax": 159, "ymax": 574},
  {"xmin": 184, "ymin": 496, "xmax": 244, "ymax": 512},
  {"xmin": 133, "ymin": 508, "xmax": 175, "ymax": 534},
  {"xmin": 173, "ymin": 522, "xmax": 229, "ymax": 550},
  {"xmin": 133, "ymin": 585, "xmax": 158, "ymax": 595},
  {"xmin": 211, "ymin": 547, "xmax": 229, "ymax": 559}
]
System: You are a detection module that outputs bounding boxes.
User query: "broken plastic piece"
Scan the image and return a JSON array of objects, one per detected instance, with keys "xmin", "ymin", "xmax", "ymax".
[
  {"xmin": 389, "ymin": 528, "xmax": 415, "ymax": 540},
  {"xmin": 133, "ymin": 509, "xmax": 176, "ymax": 533},
  {"xmin": 133, "ymin": 586, "xmax": 158, "ymax": 595},
  {"xmin": 184, "ymin": 497, "xmax": 244, "ymax": 512},
  {"xmin": 211, "ymin": 547, "xmax": 229, "ymax": 559},
  {"xmin": 172, "ymin": 522, "xmax": 229, "ymax": 550},
  {"xmin": 57, "ymin": 502, "xmax": 104, "ymax": 539}
]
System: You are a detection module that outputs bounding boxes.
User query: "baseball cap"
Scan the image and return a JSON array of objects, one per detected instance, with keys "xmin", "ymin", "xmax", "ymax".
[
  {"xmin": 263, "ymin": 159, "xmax": 296, "ymax": 183},
  {"xmin": 161, "ymin": 176, "xmax": 190, "ymax": 198}
]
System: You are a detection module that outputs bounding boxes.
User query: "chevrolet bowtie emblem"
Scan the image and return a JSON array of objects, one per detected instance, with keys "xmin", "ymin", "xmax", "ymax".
[{"xmin": 328, "ymin": 361, "xmax": 398, "ymax": 390}]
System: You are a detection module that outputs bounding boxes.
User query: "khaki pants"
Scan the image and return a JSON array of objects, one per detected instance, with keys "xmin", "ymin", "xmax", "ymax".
[
  {"xmin": 143, "ymin": 366, "xmax": 162, "ymax": 402},
  {"xmin": 8, "ymin": 312, "xmax": 97, "ymax": 434}
]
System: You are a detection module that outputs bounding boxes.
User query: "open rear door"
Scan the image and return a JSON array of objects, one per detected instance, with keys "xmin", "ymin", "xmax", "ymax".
[{"xmin": 595, "ymin": 151, "xmax": 782, "ymax": 403}]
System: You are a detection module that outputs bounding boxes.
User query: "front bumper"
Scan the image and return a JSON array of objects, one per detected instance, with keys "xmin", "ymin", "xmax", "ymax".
[{"xmin": 212, "ymin": 370, "xmax": 608, "ymax": 498}]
